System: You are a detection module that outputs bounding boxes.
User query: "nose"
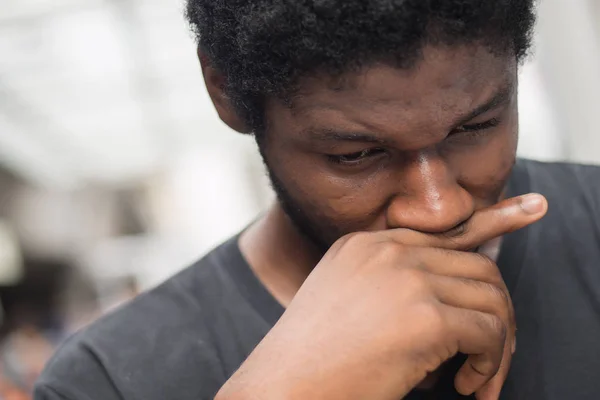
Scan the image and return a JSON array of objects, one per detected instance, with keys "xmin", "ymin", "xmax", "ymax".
[{"xmin": 386, "ymin": 153, "xmax": 474, "ymax": 234}]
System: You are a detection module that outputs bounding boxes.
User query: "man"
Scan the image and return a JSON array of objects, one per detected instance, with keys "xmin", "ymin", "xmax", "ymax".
[{"xmin": 35, "ymin": 1, "xmax": 600, "ymax": 399}]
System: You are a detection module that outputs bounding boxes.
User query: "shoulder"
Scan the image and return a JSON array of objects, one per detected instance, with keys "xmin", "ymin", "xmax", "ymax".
[
  {"xmin": 517, "ymin": 159, "xmax": 600, "ymax": 215},
  {"xmin": 514, "ymin": 159, "xmax": 600, "ymax": 263},
  {"xmin": 36, "ymin": 239, "xmax": 243, "ymax": 400},
  {"xmin": 517, "ymin": 158, "xmax": 600, "ymax": 189}
]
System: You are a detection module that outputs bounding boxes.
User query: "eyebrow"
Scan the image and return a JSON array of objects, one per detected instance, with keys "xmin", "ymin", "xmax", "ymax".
[
  {"xmin": 303, "ymin": 81, "xmax": 514, "ymax": 144},
  {"xmin": 452, "ymin": 82, "xmax": 514, "ymax": 126},
  {"xmin": 304, "ymin": 129, "xmax": 392, "ymax": 144}
]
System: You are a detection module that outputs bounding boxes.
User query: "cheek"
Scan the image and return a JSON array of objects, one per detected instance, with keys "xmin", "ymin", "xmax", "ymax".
[
  {"xmin": 453, "ymin": 123, "xmax": 518, "ymax": 203},
  {"xmin": 272, "ymin": 152, "xmax": 392, "ymax": 231},
  {"xmin": 264, "ymin": 108, "xmax": 518, "ymax": 237}
]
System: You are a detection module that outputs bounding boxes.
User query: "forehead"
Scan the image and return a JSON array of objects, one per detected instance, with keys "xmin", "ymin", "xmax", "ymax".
[{"xmin": 274, "ymin": 45, "xmax": 516, "ymax": 141}]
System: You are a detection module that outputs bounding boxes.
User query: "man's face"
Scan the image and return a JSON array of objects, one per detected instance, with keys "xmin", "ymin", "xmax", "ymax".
[{"xmin": 260, "ymin": 45, "xmax": 519, "ymax": 252}]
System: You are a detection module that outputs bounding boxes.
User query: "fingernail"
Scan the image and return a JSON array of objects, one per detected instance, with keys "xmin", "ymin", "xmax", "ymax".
[
  {"xmin": 511, "ymin": 337, "xmax": 517, "ymax": 354},
  {"xmin": 520, "ymin": 194, "xmax": 545, "ymax": 215}
]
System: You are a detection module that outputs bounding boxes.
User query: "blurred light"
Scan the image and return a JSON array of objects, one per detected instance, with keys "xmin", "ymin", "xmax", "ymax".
[
  {"xmin": 0, "ymin": 220, "xmax": 24, "ymax": 286},
  {"xmin": 48, "ymin": 8, "xmax": 129, "ymax": 81},
  {"xmin": 0, "ymin": 113, "xmax": 80, "ymax": 188},
  {"xmin": 517, "ymin": 60, "xmax": 565, "ymax": 161}
]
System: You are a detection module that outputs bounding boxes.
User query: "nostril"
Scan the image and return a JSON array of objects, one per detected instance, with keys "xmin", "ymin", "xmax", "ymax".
[
  {"xmin": 441, "ymin": 220, "xmax": 469, "ymax": 238},
  {"xmin": 385, "ymin": 186, "xmax": 475, "ymax": 234},
  {"xmin": 442, "ymin": 216, "xmax": 471, "ymax": 238},
  {"xmin": 412, "ymin": 214, "xmax": 472, "ymax": 236}
]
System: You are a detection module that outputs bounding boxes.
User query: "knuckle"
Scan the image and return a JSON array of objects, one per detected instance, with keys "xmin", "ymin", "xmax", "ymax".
[
  {"xmin": 486, "ymin": 281, "xmax": 510, "ymax": 306},
  {"xmin": 397, "ymin": 267, "xmax": 430, "ymax": 293},
  {"xmin": 375, "ymin": 240, "xmax": 409, "ymax": 261},
  {"xmin": 335, "ymin": 231, "xmax": 372, "ymax": 251},
  {"xmin": 473, "ymin": 252, "xmax": 507, "ymax": 286},
  {"xmin": 488, "ymin": 314, "xmax": 508, "ymax": 344},
  {"xmin": 344, "ymin": 231, "xmax": 370, "ymax": 245},
  {"xmin": 481, "ymin": 281, "xmax": 513, "ymax": 325},
  {"xmin": 419, "ymin": 302, "xmax": 448, "ymax": 339},
  {"xmin": 472, "ymin": 356, "xmax": 501, "ymax": 378},
  {"xmin": 328, "ymin": 232, "xmax": 375, "ymax": 261},
  {"xmin": 475, "ymin": 253, "xmax": 500, "ymax": 275}
]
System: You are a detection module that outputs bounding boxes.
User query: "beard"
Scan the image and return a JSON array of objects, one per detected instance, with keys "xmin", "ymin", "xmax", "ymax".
[
  {"xmin": 267, "ymin": 166, "xmax": 333, "ymax": 255},
  {"xmin": 260, "ymin": 144, "xmax": 513, "ymax": 259},
  {"xmin": 263, "ymin": 156, "xmax": 354, "ymax": 256}
]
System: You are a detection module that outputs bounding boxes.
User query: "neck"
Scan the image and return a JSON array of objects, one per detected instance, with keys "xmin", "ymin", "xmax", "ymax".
[{"xmin": 239, "ymin": 202, "xmax": 322, "ymax": 307}]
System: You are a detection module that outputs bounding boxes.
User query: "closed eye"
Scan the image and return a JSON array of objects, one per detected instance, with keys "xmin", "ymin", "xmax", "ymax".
[
  {"xmin": 327, "ymin": 148, "xmax": 386, "ymax": 166},
  {"xmin": 450, "ymin": 118, "xmax": 500, "ymax": 135}
]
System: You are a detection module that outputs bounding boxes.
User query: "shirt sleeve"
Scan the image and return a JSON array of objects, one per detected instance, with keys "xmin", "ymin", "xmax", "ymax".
[
  {"xmin": 33, "ymin": 335, "xmax": 124, "ymax": 400},
  {"xmin": 33, "ymin": 385, "xmax": 75, "ymax": 400}
]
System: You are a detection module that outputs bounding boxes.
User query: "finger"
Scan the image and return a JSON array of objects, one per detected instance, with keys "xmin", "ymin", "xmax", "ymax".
[
  {"xmin": 427, "ymin": 274, "xmax": 510, "ymax": 324},
  {"xmin": 380, "ymin": 193, "xmax": 548, "ymax": 251},
  {"xmin": 441, "ymin": 305, "xmax": 507, "ymax": 396},
  {"xmin": 408, "ymin": 248, "xmax": 517, "ymax": 343},
  {"xmin": 409, "ymin": 247, "xmax": 503, "ymax": 285},
  {"xmin": 417, "ymin": 251, "xmax": 516, "ymax": 399},
  {"xmin": 475, "ymin": 330, "xmax": 515, "ymax": 400},
  {"xmin": 409, "ymin": 249, "xmax": 516, "ymax": 332},
  {"xmin": 428, "ymin": 273, "xmax": 514, "ymax": 399}
]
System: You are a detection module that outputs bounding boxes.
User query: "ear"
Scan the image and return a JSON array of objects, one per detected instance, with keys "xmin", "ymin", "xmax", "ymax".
[{"xmin": 198, "ymin": 49, "xmax": 250, "ymax": 133}]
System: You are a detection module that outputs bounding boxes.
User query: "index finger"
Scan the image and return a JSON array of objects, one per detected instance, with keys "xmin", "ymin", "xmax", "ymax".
[{"xmin": 380, "ymin": 193, "xmax": 548, "ymax": 251}]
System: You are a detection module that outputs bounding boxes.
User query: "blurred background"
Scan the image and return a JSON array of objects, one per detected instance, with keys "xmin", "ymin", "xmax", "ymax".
[{"xmin": 0, "ymin": 0, "xmax": 599, "ymax": 397}]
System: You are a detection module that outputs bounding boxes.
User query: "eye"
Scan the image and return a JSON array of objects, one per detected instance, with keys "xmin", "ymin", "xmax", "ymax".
[
  {"xmin": 450, "ymin": 118, "xmax": 500, "ymax": 136},
  {"xmin": 327, "ymin": 148, "xmax": 386, "ymax": 166}
]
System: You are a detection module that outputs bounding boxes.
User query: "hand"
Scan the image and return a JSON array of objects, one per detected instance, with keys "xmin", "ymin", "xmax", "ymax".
[{"xmin": 217, "ymin": 193, "xmax": 548, "ymax": 400}]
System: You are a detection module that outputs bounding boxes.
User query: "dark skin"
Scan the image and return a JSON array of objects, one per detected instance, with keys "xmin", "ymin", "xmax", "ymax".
[
  {"xmin": 262, "ymin": 45, "xmax": 518, "ymax": 249},
  {"xmin": 201, "ymin": 45, "xmax": 548, "ymax": 399}
]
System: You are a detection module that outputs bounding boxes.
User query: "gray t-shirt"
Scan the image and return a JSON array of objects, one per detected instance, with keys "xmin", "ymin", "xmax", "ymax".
[{"xmin": 34, "ymin": 159, "xmax": 600, "ymax": 400}]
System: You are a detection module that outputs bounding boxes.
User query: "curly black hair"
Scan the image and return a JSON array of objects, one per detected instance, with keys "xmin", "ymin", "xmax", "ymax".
[{"xmin": 186, "ymin": 0, "xmax": 536, "ymax": 132}]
